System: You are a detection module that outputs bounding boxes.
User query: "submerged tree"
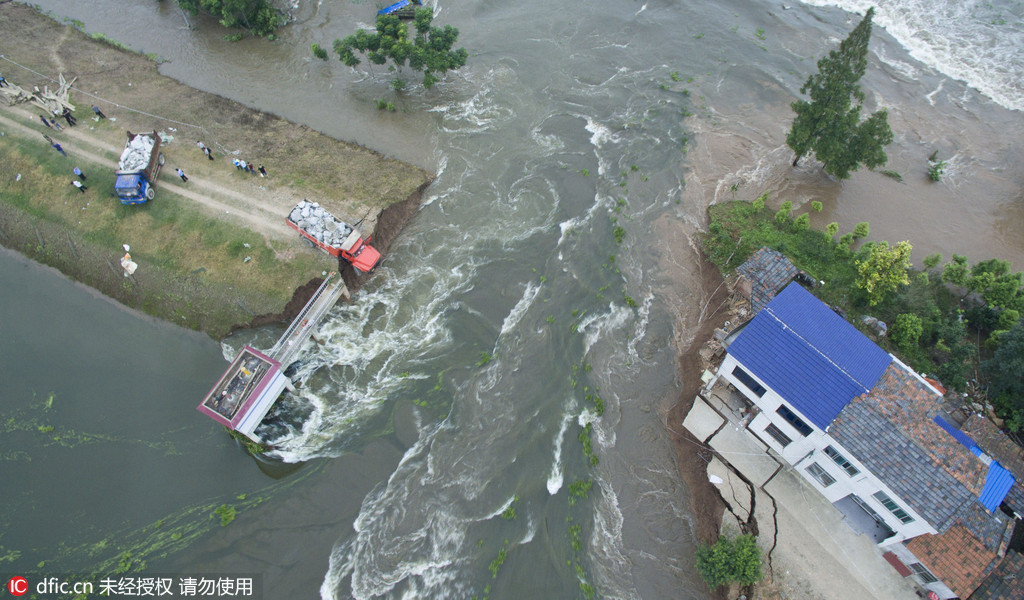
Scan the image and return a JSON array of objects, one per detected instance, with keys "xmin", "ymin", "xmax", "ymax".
[
  {"xmin": 787, "ymin": 8, "xmax": 893, "ymax": 179},
  {"xmin": 177, "ymin": 0, "xmax": 284, "ymax": 38},
  {"xmin": 334, "ymin": 8, "xmax": 468, "ymax": 90}
]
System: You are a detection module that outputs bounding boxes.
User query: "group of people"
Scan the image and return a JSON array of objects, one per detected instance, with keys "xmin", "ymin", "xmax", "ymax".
[
  {"xmin": 196, "ymin": 140, "xmax": 213, "ymax": 160},
  {"xmin": 71, "ymin": 165, "xmax": 88, "ymax": 193},
  {"xmin": 231, "ymin": 158, "xmax": 268, "ymax": 177},
  {"xmin": 37, "ymin": 111, "xmax": 270, "ymax": 195},
  {"xmin": 38, "ymin": 107, "xmax": 76, "ymax": 129}
]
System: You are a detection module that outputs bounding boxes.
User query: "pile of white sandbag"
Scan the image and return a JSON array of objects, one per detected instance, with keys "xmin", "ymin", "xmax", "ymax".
[
  {"xmin": 118, "ymin": 134, "xmax": 155, "ymax": 171},
  {"xmin": 288, "ymin": 200, "xmax": 355, "ymax": 248}
]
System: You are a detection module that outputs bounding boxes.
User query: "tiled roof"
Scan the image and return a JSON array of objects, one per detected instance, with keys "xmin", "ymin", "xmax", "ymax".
[
  {"xmin": 735, "ymin": 247, "xmax": 798, "ymax": 313},
  {"xmin": 831, "ymin": 396, "xmax": 977, "ymax": 531},
  {"xmin": 962, "ymin": 413, "xmax": 1024, "ymax": 477},
  {"xmin": 727, "ymin": 283, "xmax": 892, "ymax": 429},
  {"xmin": 863, "ymin": 365, "xmax": 988, "ymax": 497},
  {"xmin": 1003, "ymin": 482, "xmax": 1024, "ymax": 517},
  {"xmin": 962, "ymin": 413, "xmax": 1024, "ymax": 515},
  {"xmin": 931, "ymin": 415, "xmax": 1016, "ymax": 512},
  {"xmin": 955, "ymin": 501, "xmax": 1014, "ymax": 553},
  {"xmin": 832, "ymin": 362, "xmax": 995, "ymax": 531},
  {"xmin": 971, "ymin": 549, "xmax": 1024, "ymax": 600},
  {"xmin": 905, "ymin": 525, "xmax": 1001, "ymax": 599}
]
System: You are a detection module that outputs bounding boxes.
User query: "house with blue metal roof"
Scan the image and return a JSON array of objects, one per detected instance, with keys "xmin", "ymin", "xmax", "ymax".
[{"xmin": 710, "ymin": 282, "xmax": 1019, "ymax": 600}]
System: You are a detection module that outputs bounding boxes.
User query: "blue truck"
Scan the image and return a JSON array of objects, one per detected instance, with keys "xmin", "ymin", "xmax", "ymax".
[{"xmin": 115, "ymin": 130, "xmax": 164, "ymax": 205}]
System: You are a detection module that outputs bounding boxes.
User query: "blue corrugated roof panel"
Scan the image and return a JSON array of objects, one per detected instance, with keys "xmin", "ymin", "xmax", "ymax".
[
  {"xmin": 933, "ymin": 415, "xmax": 980, "ymax": 451},
  {"xmin": 979, "ymin": 462, "xmax": 1015, "ymax": 511},
  {"xmin": 727, "ymin": 283, "xmax": 893, "ymax": 430},
  {"xmin": 378, "ymin": 0, "xmax": 411, "ymax": 14}
]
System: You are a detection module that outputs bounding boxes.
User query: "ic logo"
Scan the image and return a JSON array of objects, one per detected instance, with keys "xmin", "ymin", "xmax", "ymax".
[{"xmin": 7, "ymin": 576, "xmax": 28, "ymax": 596}]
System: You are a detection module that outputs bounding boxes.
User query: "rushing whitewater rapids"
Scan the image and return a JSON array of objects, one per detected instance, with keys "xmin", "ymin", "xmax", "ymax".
[{"xmin": 6, "ymin": 0, "xmax": 1024, "ymax": 598}]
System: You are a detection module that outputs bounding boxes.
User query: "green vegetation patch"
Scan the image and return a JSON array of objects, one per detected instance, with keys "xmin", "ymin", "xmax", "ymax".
[{"xmin": 696, "ymin": 533, "xmax": 763, "ymax": 589}]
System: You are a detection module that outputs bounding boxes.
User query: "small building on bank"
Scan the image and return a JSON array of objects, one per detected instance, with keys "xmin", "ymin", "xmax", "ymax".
[{"xmin": 704, "ymin": 282, "xmax": 1020, "ymax": 599}]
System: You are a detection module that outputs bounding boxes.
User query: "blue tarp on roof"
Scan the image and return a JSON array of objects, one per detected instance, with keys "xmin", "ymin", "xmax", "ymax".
[
  {"xmin": 979, "ymin": 461, "xmax": 1015, "ymax": 512},
  {"xmin": 727, "ymin": 283, "xmax": 893, "ymax": 430},
  {"xmin": 932, "ymin": 415, "xmax": 1016, "ymax": 510},
  {"xmin": 933, "ymin": 415, "xmax": 980, "ymax": 450}
]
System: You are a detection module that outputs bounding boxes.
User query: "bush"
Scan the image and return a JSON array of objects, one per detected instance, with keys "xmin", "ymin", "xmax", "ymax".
[
  {"xmin": 826, "ymin": 222, "xmax": 839, "ymax": 237},
  {"xmin": 811, "ymin": 200, "xmax": 823, "ymax": 212},
  {"xmin": 774, "ymin": 200, "xmax": 792, "ymax": 226},
  {"xmin": 852, "ymin": 222, "xmax": 870, "ymax": 239},
  {"xmin": 696, "ymin": 534, "xmax": 762, "ymax": 589},
  {"xmin": 922, "ymin": 253, "xmax": 942, "ymax": 270},
  {"xmin": 312, "ymin": 43, "xmax": 328, "ymax": 60},
  {"xmin": 793, "ymin": 213, "xmax": 810, "ymax": 231},
  {"xmin": 752, "ymin": 192, "xmax": 768, "ymax": 211}
]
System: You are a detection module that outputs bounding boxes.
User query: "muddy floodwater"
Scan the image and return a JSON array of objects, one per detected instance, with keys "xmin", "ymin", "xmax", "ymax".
[{"xmin": 3, "ymin": 0, "xmax": 1024, "ymax": 598}]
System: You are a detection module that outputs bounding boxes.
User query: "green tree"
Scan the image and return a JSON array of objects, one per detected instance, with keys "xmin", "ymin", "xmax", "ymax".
[
  {"xmin": 890, "ymin": 314, "xmax": 923, "ymax": 353},
  {"xmin": 852, "ymin": 221, "xmax": 870, "ymax": 239},
  {"xmin": 968, "ymin": 259, "xmax": 1023, "ymax": 309},
  {"xmin": 787, "ymin": 8, "xmax": 893, "ymax": 179},
  {"xmin": 856, "ymin": 240, "xmax": 912, "ymax": 306},
  {"xmin": 922, "ymin": 253, "xmax": 942, "ymax": 270},
  {"xmin": 696, "ymin": 534, "xmax": 763, "ymax": 589},
  {"xmin": 177, "ymin": 0, "xmax": 283, "ymax": 37},
  {"xmin": 335, "ymin": 8, "xmax": 468, "ymax": 90},
  {"xmin": 984, "ymin": 320, "xmax": 1024, "ymax": 430},
  {"xmin": 932, "ymin": 315, "xmax": 972, "ymax": 392},
  {"xmin": 942, "ymin": 254, "xmax": 970, "ymax": 288}
]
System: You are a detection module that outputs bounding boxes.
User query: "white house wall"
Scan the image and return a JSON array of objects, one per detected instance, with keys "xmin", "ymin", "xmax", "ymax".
[{"xmin": 717, "ymin": 353, "xmax": 936, "ymax": 544}]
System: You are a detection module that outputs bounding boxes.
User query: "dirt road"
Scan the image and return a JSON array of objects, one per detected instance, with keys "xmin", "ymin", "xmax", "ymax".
[{"xmin": 1, "ymin": 102, "xmax": 306, "ymax": 242}]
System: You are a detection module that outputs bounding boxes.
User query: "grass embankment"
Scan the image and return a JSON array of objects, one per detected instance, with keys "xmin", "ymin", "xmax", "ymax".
[
  {"xmin": 0, "ymin": 135, "xmax": 332, "ymax": 339},
  {"xmin": 702, "ymin": 198, "xmax": 1024, "ymax": 410}
]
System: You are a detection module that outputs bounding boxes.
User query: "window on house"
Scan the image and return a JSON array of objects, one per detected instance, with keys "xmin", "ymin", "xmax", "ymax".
[
  {"xmin": 873, "ymin": 491, "xmax": 915, "ymax": 524},
  {"xmin": 731, "ymin": 366, "xmax": 766, "ymax": 398},
  {"xmin": 805, "ymin": 462, "xmax": 836, "ymax": 488},
  {"xmin": 764, "ymin": 423, "xmax": 792, "ymax": 448},
  {"xmin": 909, "ymin": 563, "xmax": 939, "ymax": 584},
  {"xmin": 776, "ymin": 405, "xmax": 813, "ymax": 436},
  {"xmin": 824, "ymin": 445, "xmax": 860, "ymax": 476}
]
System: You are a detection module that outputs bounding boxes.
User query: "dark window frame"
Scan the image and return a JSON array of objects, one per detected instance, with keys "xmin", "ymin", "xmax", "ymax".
[
  {"xmin": 731, "ymin": 366, "xmax": 767, "ymax": 398},
  {"xmin": 824, "ymin": 445, "xmax": 861, "ymax": 477},
  {"xmin": 764, "ymin": 423, "xmax": 792, "ymax": 448},
  {"xmin": 776, "ymin": 405, "xmax": 814, "ymax": 437},
  {"xmin": 873, "ymin": 491, "xmax": 915, "ymax": 524},
  {"xmin": 909, "ymin": 563, "xmax": 938, "ymax": 584}
]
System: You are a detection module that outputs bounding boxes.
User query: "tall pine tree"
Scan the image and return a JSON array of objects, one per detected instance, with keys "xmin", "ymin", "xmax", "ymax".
[{"xmin": 787, "ymin": 8, "xmax": 893, "ymax": 179}]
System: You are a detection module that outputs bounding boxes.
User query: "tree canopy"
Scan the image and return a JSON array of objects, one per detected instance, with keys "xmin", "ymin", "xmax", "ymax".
[
  {"xmin": 177, "ymin": 0, "xmax": 284, "ymax": 38},
  {"xmin": 984, "ymin": 320, "xmax": 1024, "ymax": 431},
  {"xmin": 855, "ymin": 240, "xmax": 912, "ymax": 306},
  {"xmin": 334, "ymin": 8, "xmax": 468, "ymax": 90},
  {"xmin": 787, "ymin": 8, "xmax": 893, "ymax": 179}
]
